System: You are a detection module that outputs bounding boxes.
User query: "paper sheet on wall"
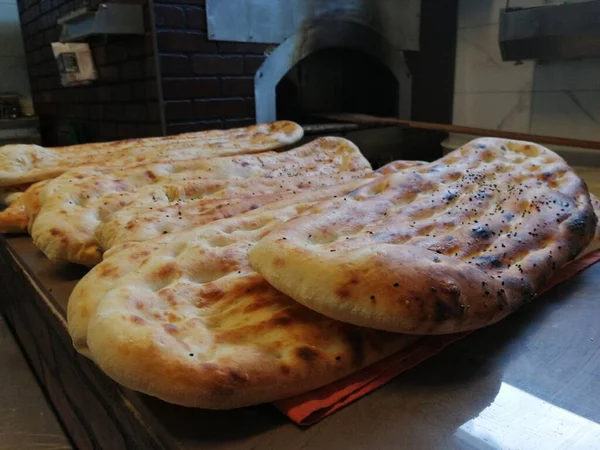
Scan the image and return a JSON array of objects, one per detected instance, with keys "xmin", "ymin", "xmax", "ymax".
[{"xmin": 51, "ymin": 42, "xmax": 97, "ymax": 87}]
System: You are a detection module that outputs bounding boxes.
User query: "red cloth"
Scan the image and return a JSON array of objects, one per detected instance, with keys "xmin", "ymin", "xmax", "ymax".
[{"xmin": 273, "ymin": 250, "xmax": 600, "ymax": 426}]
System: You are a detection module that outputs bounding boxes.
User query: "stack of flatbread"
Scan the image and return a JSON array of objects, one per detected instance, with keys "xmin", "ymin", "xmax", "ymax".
[
  {"xmin": 2, "ymin": 123, "xmax": 599, "ymax": 411},
  {"xmin": 67, "ymin": 136, "xmax": 598, "ymax": 409},
  {"xmin": 0, "ymin": 121, "xmax": 304, "ymax": 231}
]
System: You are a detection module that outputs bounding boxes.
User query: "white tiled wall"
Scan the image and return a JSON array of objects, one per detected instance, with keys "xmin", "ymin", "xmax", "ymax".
[
  {"xmin": 0, "ymin": 0, "xmax": 34, "ymax": 115},
  {"xmin": 453, "ymin": 0, "xmax": 600, "ymax": 141}
]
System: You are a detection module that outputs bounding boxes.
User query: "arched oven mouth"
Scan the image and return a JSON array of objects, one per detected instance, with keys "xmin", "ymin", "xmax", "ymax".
[
  {"xmin": 254, "ymin": 18, "xmax": 412, "ymax": 128},
  {"xmin": 275, "ymin": 46, "xmax": 399, "ymax": 125}
]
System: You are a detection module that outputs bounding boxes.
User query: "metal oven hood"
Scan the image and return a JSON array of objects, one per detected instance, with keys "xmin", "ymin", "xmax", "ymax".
[
  {"xmin": 57, "ymin": 3, "xmax": 144, "ymax": 42},
  {"xmin": 206, "ymin": 0, "xmax": 421, "ymax": 51}
]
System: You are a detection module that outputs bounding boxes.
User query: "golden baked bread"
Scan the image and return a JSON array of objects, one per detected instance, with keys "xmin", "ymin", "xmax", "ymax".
[
  {"xmin": 67, "ymin": 180, "xmax": 418, "ymax": 408},
  {"xmin": 580, "ymin": 193, "xmax": 600, "ymax": 258},
  {"xmin": 0, "ymin": 182, "xmax": 32, "ymax": 205},
  {"xmin": 31, "ymin": 137, "xmax": 371, "ymax": 265},
  {"xmin": 21, "ymin": 122, "xmax": 300, "ymax": 156},
  {"xmin": 96, "ymin": 161, "xmax": 426, "ymax": 251},
  {"xmin": 0, "ymin": 121, "xmax": 303, "ymax": 186},
  {"xmin": 68, "ymin": 161, "xmax": 421, "ymax": 355},
  {"xmin": 249, "ymin": 138, "xmax": 597, "ymax": 335},
  {"xmin": 0, "ymin": 180, "xmax": 47, "ymax": 233},
  {"xmin": 95, "ymin": 171, "xmax": 369, "ymax": 251}
]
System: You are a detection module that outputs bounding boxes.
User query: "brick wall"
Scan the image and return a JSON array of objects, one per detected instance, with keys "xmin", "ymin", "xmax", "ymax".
[
  {"xmin": 17, "ymin": 0, "xmax": 161, "ymax": 145},
  {"xmin": 154, "ymin": 0, "xmax": 266, "ymax": 134}
]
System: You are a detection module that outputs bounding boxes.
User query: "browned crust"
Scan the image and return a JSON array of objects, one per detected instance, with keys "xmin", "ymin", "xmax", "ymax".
[
  {"xmin": 96, "ymin": 169, "xmax": 375, "ymax": 251},
  {"xmin": 0, "ymin": 180, "xmax": 48, "ymax": 233},
  {"xmin": 74, "ymin": 178, "xmax": 423, "ymax": 408},
  {"xmin": 580, "ymin": 193, "xmax": 600, "ymax": 258},
  {"xmin": 0, "ymin": 121, "xmax": 304, "ymax": 186},
  {"xmin": 0, "ymin": 182, "xmax": 32, "ymax": 205},
  {"xmin": 68, "ymin": 177, "xmax": 394, "ymax": 355},
  {"xmin": 249, "ymin": 138, "xmax": 597, "ymax": 335},
  {"xmin": 31, "ymin": 137, "xmax": 371, "ymax": 266},
  {"xmin": 86, "ymin": 275, "xmax": 415, "ymax": 409}
]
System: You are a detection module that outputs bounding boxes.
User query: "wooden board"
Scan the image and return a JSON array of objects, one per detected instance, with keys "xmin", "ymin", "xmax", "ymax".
[{"xmin": 2, "ymin": 235, "xmax": 600, "ymax": 450}]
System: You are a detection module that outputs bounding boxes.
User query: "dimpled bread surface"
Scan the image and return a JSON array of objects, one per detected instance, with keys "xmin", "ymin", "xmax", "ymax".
[
  {"xmin": 67, "ymin": 180, "xmax": 419, "ymax": 408},
  {"xmin": 248, "ymin": 138, "xmax": 597, "ymax": 335},
  {"xmin": 31, "ymin": 137, "xmax": 371, "ymax": 266},
  {"xmin": 0, "ymin": 180, "xmax": 48, "ymax": 233},
  {"xmin": 68, "ymin": 159, "xmax": 419, "ymax": 355},
  {"xmin": 96, "ymin": 160, "xmax": 425, "ymax": 251}
]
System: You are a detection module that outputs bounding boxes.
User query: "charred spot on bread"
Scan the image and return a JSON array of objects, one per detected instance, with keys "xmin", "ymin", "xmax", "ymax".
[
  {"xmin": 474, "ymin": 255, "xmax": 503, "ymax": 269},
  {"xmin": 471, "ymin": 226, "xmax": 493, "ymax": 240},
  {"xmin": 433, "ymin": 296, "xmax": 465, "ymax": 321},
  {"xmin": 566, "ymin": 210, "xmax": 596, "ymax": 237},
  {"xmin": 296, "ymin": 346, "xmax": 319, "ymax": 362}
]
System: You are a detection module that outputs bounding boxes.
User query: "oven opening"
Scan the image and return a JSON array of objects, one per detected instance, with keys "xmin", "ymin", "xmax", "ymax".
[{"xmin": 275, "ymin": 47, "xmax": 400, "ymax": 125}]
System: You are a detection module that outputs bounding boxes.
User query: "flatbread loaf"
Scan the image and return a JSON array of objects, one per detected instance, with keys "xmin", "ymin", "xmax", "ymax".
[
  {"xmin": 95, "ymin": 161, "xmax": 425, "ymax": 251},
  {"xmin": 31, "ymin": 137, "xmax": 371, "ymax": 265},
  {"xmin": 95, "ymin": 171, "xmax": 369, "ymax": 251},
  {"xmin": 68, "ymin": 181, "xmax": 417, "ymax": 408},
  {"xmin": 249, "ymin": 138, "xmax": 597, "ymax": 335},
  {"xmin": 0, "ymin": 182, "xmax": 32, "ymax": 205},
  {"xmin": 0, "ymin": 180, "xmax": 48, "ymax": 233},
  {"xmin": 580, "ymin": 193, "xmax": 600, "ymax": 258},
  {"xmin": 68, "ymin": 160, "xmax": 420, "ymax": 355},
  {"xmin": 0, "ymin": 121, "xmax": 302, "ymax": 186},
  {"xmin": 20, "ymin": 122, "xmax": 298, "ymax": 156}
]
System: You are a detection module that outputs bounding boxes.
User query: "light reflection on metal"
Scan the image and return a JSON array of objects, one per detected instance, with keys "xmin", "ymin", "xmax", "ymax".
[{"xmin": 455, "ymin": 382, "xmax": 600, "ymax": 449}]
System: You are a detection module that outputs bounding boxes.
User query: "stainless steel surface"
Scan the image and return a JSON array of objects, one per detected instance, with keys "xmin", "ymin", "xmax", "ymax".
[
  {"xmin": 499, "ymin": 0, "xmax": 600, "ymax": 61},
  {"xmin": 0, "ymin": 316, "xmax": 72, "ymax": 450},
  {"xmin": 1, "ymin": 234, "xmax": 600, "ymax": 449},
  {"xmin": 206, "ymin": 0, "xmax": 420, "ymax": 49},
  {"xmin": 0, "ymin": 117, "xmax": 41, "ymax": 146},
  {"xmin": 0, "ymin": 117, "xmax": 38, "ymax": 130},
  {"xmin": 254, "ymin": 19, "xmax": 412, "ymax": 123},
  {"xmin": 59, "ymin": 3, "xmax": 145, "ymax": 42}
]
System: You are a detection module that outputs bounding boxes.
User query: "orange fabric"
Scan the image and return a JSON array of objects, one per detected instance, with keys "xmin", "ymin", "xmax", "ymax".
[{"xmin": 273, "ymin": 249, "xmax": 600, "ymax": 426}]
